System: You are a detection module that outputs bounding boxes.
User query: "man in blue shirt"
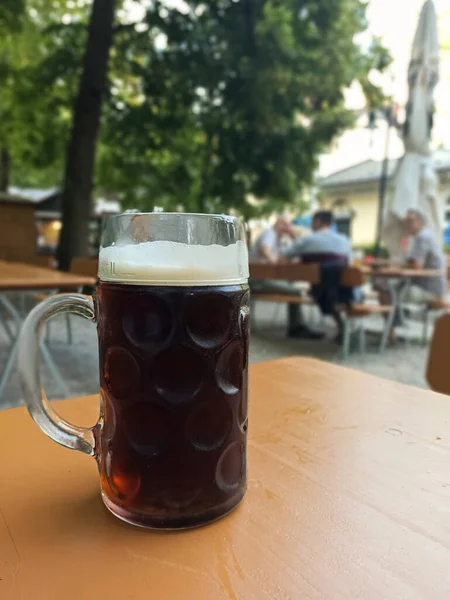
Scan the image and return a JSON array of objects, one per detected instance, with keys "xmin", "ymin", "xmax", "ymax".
[
  {"xmin": 281, "ymin": 211, "xmax": 353, "ymax": 342},
  {"xmin": 281, "ymin": 211, "xmax": 351, "ymax": 264}
]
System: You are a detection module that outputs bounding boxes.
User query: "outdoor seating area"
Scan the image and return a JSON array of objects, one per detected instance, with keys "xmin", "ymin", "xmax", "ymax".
[
  {"xmin": 0, "ymin": 258, "xmax": 96, "ymax": 402},
  {"xmin": 250, "ymin": 259, "xmax": 450, "ymax": 349},
  {"xmin": 0, "ymin": 253, "xmax": 448, "ymax": 409}
]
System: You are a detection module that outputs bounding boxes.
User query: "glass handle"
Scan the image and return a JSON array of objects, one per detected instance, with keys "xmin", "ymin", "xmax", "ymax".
[{"xmin": 17, "ymin": 293, "xmax": 99, "ymax": 457}]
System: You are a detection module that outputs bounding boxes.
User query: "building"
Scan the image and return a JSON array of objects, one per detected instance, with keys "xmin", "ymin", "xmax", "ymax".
[
  {"xmin": 8, "ymin": 187, "xmax": 121, "ymax": 255},
  {"xmin": 0, "ymin": 192, "xmax": 37, "ymax": 261},
  {"xmin": 319, "ymin": 149, "xmax": 450, "ymax": 247}
]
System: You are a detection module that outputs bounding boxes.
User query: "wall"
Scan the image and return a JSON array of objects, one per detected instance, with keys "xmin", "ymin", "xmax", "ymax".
[
  {"xmin": 350, "ymin": 192, "xmax": 379, "ymax": 246},
  {"xmin": 0, "ymin": 202, "xmax": 36, "ymax": 261},
  {"xmin": 322, "ymin": 169, "xmax": 450, "ymax": 247},
  {"xmin": 322, "ymin": 188, "xmax": 379, "ymax": 246}
]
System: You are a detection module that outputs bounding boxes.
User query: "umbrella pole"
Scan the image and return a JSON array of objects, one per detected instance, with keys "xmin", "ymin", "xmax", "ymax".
[{"xmin": 375, "ymin": 114, "xmax": 392, "ymax": 257}]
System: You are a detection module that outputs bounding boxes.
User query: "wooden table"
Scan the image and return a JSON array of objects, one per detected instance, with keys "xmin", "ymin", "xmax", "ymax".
[
  {"xmin": 363, "ymin": 266, "xmax": 446, "ymax": 339},
  {"xmin": 0, "ymin": 262, "xmax": 96, "ymax": 400},
  {"xmin": 1, "ymin": 357, "xmax": 449, "ymax": 599},
  {"xmin": 0, "ymin": 261, "xmax": 96, "ymax": 291},
  {"xmin": 249, "ymin": 262, "xmax": 320, "ymax": 283},
  {"xmin": 364, "ymin": 265, "xmax": 445, "ymax": 280}
]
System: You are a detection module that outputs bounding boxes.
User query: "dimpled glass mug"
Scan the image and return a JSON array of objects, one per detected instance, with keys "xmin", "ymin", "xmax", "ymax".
[{"xmin": 17, "ymin": 213, "xmax": 250, "ymax": 529}]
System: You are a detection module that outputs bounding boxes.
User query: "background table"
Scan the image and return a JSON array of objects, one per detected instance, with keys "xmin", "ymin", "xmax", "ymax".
[
  {"xmin": 0, "ymin": 262, "xmax": 96, "ymax": 399},
  {"xmin": 1, "ymin": 357, "xmax": 450, "ymax": 599},
  {"xmin": 0, "ymin": 261, "xmax": 96, "ymax": 291},
  {"xmin": 364, "ymin": 266, "xmax": 445, "ymax": 338},
  {"xmin": 364, "ymin": 266, "xmax": 444, "ymax": 280}
]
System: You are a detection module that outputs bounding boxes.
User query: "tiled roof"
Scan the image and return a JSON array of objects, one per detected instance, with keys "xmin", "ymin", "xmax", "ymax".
[
  {"xmin": 0, "ymin": 191, "xmax": 33, "ymax": 204},
  {"xmin": 320, "ymin": 149, "xmax": 450, "ymax": 189},
  {"xmin": 8, "ymin": 187, "xmax": 59, "ymax": 203}
]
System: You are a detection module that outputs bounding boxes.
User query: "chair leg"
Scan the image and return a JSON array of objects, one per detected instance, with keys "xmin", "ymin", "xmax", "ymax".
[
  {"xmin": 250, "ymin": 299, "xmax": 256, "ymax": 329},
  {"xmin": 65, "ymin": 313, "xmax": 73, "ymax": 345},
  {"xmin": 19, "ymin": 293, "xmax": 27, "ymax": 318},
  {"xmin": 287, "ymin": 303, "xmax": 300, "ymax": 335},
  {"xmin": 358, "ymin": 322, "xmax": 366, "ymax": 356},
  {"xmin": 0, "ymin": 314, "xmax": 15, "ymax": 343},
  {"xmin": 422, "ymin": 309, "xmax": 430, "ymax": 346},
  {"xmin": 0, "ymin": 337, "xmax": 19, "ymax": 401},
  {"xmin": 380, "ymin": 309, "xmax": 395, "ymax": 353},
  {"xmin": 341, "ymin": 318, "xmax": 351, "ymax": 360},
  {"xmin": 272, "ymin": 303, "xmax": 282, "ymax": 327}
]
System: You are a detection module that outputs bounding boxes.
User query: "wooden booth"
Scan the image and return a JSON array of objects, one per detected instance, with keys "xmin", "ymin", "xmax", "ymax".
[{"xmin": 0, "ymin": 193, "xmax": 36, "ymax": 262}]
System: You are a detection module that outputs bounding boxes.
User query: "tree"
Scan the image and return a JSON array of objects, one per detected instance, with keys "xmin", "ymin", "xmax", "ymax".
[
  {"xmin": 0, "ymin": 0, "xmax": 24, "ymax": 191},
  {"xmin": 2, "ymin": 0, "xmax": 390, "ymax": 257},
  {"xmin": 0, "ymin": 0, "xmax": 87, "ymax": 191},
  {"xmin": 0, "ymin": 0, "xmax": 115, "ymax": 266},
  {"xmin": 96, "ymin": 0, "xmax": 391, "ymax": 216},
  {"xmin": 57, "ymin": 0, "xmax": 117, "ymax": 270},
  {"xmin": 0, "ymin": 0, "xmax": 24, "ymax": 31}
]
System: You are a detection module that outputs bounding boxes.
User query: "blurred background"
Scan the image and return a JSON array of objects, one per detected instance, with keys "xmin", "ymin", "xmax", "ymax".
[
  {"xmin": 0, "ymin": 0, "xmax": 449, "ymax": 407},
  {"xmin": 0, "ymin": 0, "xmax": 447, "ymax": 266}
]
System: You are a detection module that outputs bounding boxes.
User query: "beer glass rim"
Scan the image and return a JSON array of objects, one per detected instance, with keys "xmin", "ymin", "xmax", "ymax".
[
  {"xmin": 98, "ymin": 211, "xmax": 249, "ymax": 286},
  {"xmin": 106, "ymin": 212, "xmax": 242, "ymax": 221},
  {"xmin": 107, "ymin": 211, "xmax": 242, "ymax": 221}
]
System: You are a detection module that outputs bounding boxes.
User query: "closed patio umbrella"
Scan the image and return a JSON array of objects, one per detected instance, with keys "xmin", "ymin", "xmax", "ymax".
[{"xmin": 382, "ymin": 0, "xmax": 441, "ymax": 257}]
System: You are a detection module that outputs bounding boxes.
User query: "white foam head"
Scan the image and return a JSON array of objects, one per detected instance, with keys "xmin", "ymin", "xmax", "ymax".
[{"xmin": 98, "ymin": 240, "xmax": 249, "ymax": 286}]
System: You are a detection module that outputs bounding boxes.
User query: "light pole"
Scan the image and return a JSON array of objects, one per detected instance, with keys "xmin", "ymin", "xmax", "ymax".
[{"xmin": 369, "ymin": 103, "xmax": 398, "ymax": 257}]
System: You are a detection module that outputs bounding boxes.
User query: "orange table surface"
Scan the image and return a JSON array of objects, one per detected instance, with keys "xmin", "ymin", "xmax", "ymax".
[{"xmin": 1, "ymin": 357, "xmax": 450, "ymax": 599}]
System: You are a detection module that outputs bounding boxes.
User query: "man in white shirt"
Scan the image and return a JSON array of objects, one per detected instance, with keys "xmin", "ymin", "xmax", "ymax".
[
  {"xmin": 249, "ymin": 217, "xmax": 292, "ymax": 264},
  {"xmin": 249, "ymin": 217, "xmax": 324, "ymax": 339}
]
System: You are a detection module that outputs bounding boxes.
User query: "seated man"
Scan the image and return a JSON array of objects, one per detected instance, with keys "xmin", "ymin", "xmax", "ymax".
[
  {"xmin": 404, "ymin": 209, "xmax": 446, "ymax": 302},
  {"xmin": 249, "ymin": 217, "xmax": 322, "ymax": 339},
  {"xmin": 376, "ymin": 210, "xmax": 447, "ymax": 342},
  {"xmin": 281, "ymin": 210, "xmax": 351, "ymax": 264},
  {"xmin": 249, "ymin": 217, "xmax": 293, "ymax": 266},
  {"xmin": 280, "ymin": 211, "xmax": 353, "ymax": 342}
]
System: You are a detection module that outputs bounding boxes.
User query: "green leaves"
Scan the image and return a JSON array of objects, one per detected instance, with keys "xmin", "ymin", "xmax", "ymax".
[
  {"xmin": 3, "ymin": 0, "xmax": 390, "ymax": 215},
  {"xmin": 0, "ymin": 0, "xmax": 25, "ymax": 32}
]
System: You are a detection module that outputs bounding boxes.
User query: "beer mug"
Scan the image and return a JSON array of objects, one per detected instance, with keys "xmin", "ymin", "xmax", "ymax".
[{"xmin": 18, "ymin": 213, "xmax": 250, "ymax": 529}]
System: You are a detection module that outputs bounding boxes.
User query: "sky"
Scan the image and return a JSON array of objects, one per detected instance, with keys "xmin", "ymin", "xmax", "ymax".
[{"xmin": 319, "ymin": 0, "xmax": 450, "ymax": 177}]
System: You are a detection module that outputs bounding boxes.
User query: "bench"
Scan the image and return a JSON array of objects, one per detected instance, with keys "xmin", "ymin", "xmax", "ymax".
[
  {"xmin": 249, "ymin": 263, "xmax": 395, "ymax": 357},
  {"xmin": 250, "ymin": 262, "xmax": 320, "ymax": 283},
  {"xmin": 251, "ymin": 294, "xmax": 314, "ymax": 305}
]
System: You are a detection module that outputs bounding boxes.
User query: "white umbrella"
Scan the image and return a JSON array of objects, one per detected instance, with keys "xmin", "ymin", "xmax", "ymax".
[{"xmin": 382, "ymin": 0, "xmax": 441, "ymax": 257}]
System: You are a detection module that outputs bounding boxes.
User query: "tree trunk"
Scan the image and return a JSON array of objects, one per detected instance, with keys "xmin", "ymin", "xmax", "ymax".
[
  {"xmin": 0, "ymin": 147, "xmax": 11, "ymax": 193},
  {"xmin": 57, "ymin": 0, "xmax": 116, "ymax": 271}
]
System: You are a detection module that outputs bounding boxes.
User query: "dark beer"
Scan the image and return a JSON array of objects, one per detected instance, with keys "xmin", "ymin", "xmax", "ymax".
[{"xmin": 96, "ymin": 282, "xmax": 249, "ymax": 529}]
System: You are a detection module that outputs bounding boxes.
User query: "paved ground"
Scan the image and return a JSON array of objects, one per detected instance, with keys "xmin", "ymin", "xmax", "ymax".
[
  {"xmin": 251, "ymin": 302, "xmax": 429, "ymax": 387},
  {"xmin": 0, "ymin": 300, "xmax": 430, "ymax": 411}
]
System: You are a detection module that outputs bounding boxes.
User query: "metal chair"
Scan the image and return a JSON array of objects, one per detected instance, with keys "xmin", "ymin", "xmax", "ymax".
[
  {"xmin": 421, "ymin": 298, "xmax": 450, "ymax": 345},
  {"xmin": 426, "ymin": 313, "xmax": 450, "ymax": 395},
  {"xmin": 339, "ymin": 267, "xmax": 396, "ymax": 359}
]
